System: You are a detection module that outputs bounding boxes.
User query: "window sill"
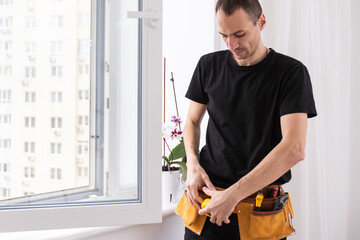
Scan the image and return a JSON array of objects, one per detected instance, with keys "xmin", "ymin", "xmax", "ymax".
[{"xmin": 0, "ymin": 202, "xmax": 179, "ymax": 240}]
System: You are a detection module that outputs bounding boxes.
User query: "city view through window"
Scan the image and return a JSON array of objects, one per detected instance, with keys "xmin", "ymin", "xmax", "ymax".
[{"xmin": 0, "ymin": 0, "xmax": 91, "ymax": 201}]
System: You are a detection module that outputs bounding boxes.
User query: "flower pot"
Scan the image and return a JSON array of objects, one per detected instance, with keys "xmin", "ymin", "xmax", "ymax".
[{"xmin": 162, "ymin": 169, "xmax": 183, "ymax": 204}]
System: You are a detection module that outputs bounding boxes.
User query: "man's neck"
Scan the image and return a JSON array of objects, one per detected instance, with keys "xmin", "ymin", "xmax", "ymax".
[{"xmin": 234, "ymin": 44, "xmax": 268, "ymax": 66}]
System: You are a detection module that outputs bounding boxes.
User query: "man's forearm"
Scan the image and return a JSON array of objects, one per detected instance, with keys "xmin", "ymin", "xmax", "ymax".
[
  {"xmin": 230, "ymin": 139, "xmax": 305, "ymax": 202},
  {"xmin": 183, "ymin": 121, "xmax": 201, "ymax": 166}
]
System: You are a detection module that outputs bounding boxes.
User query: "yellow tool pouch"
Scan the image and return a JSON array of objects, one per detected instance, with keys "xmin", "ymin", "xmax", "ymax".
[
  {"xmin": 175, "ymin": 185, "xmax": 296, "ymax": 239},
  {"xmin": 239, "ymin": 192, "xmax": 295, "ymax": 240},
  {"xmin": 175, "ymin": 193, "xmax": 208, "ymax": 235}
]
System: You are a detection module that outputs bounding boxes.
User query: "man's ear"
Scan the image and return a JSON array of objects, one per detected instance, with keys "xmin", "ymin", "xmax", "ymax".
[{"xmin": 258, "ymin": 13, "xmax": 266, "ymax": 30}]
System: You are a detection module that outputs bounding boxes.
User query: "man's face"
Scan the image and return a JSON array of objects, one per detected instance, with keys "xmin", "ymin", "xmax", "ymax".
[{"xmin": 217, "ymin": 8, "xmax": 265, "ymax": 62}]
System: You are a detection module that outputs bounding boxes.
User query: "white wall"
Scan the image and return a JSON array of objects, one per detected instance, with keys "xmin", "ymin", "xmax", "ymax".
[{"xmin": 162, "ymin": 0, "xmax": 216, "ymax": 151}]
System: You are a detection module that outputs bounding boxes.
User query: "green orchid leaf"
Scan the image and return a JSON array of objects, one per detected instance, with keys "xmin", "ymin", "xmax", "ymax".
[
  {"xmin": 171, "ymin": 161, "xmax": 187, "ymax": 180},
  {"xmin": 168, "ymin": 141, "xmax": 186, "ymax": 161}
]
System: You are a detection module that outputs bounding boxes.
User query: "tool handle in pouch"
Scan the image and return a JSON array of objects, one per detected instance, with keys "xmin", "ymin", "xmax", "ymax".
[
  {"xmin": 201, "ymin": 198, "xmax": 211, "ymax": 217},
  {"xmin": 254, "ymin": 190, "xmax": 264, "ymax": 211}
]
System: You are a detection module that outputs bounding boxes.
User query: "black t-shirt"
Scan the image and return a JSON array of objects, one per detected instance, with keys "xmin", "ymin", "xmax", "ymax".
[{"xmin": 185, "ymin": 49, "xmax": 317, "ymax": 189}]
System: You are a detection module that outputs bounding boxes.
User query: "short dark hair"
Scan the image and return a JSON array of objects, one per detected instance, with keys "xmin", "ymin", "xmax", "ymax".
[{"xmin": 215, "ymin": 0, "xmax": 262, "ymax": 25}]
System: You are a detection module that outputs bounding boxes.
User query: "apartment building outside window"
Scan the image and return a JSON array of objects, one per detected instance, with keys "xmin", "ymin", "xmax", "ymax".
[
  {"xmin": 78, "ymin": 39, "xmax": 90, "ymax": 55},
  {"xmin": 26, "ymin": 0, "xmax": 35, "ymax": 7},
  {"xmin": 78, "ymin": 115, "xmax": 89, "ymax": 126},
  {"xmin": 78, "ymin": 90, "xmax": 88, "ymax": 100},
  {"xmin": 24, "ymin": 167, "xmax": 35, "ymax": 178},
  {"xmin": 51, "ymin": 41, "xmax": 63, "ymax": 55},
  {"xmin": 51, "ymin": 92, "xmax": 62, "ymax": 103},
  {"xmin": 50, "ymin": 168, "xmax": 61, "ymax": 180},
  {"xmin": 51, "ymin": 66, "xmax": 62, "ymax": 78},
  {"xmin": 4, "ymin": 41, "xmax": 11, "ymax": 54},
  {"xmin": 25, "ymin": 17, "xmax": 36, "ymax": 29},
  {"xmin": 2, "ymin": 163, "xmax": 10, "ymax": 173},
  {"xmin": 0, "ymin": 188, "xmax": 10, "ymax": 198},
  {"xmin": 77, "ymin": 166, "xmax": 88, "ymax": 177},
  {"xmin": 0, "ymin": 139, "xmax": 10, "ymax": 149},
  {"xmin": 25, "ymin": 92, "xmax": 36, "ymax": 103},
  {"xmin": 50, "ymin": 143, "xmax": 62, "ymax": 154},
  {"xmin": 25, "ymin": 42, "xmax": 36, "ymax": 55},
  {"xmin": 4, "ymin": 16, "xmax": 11, "ymax": 28},
  {"xmin": 51, "ymin": 117, "xmax": 62, "ymax": 129},
  {"xmin": 4, "ymin": 66, "xmax": 11, "ymax": 76},
  {"xmin": 0, "ymin": 114, "xmax": 11, "ymax": 124},
  {"xmin": 0, "ymin": 90, "xmax": 11, "ymax": 103},
  {"xmin": 78, "ymin": 141, "xmax": 88, "ymax": 155},
  {"xmin": 25, "ymin": 66, "xmax": 36, "ymax": 78},
  {"xmin": 79, "ymin": 64, "xmax": 89, "ymax": 75},
  {"xmin": 24, "ymin": 142, "xmax": 35, "ymax": 153},
  {"xmin": 51, "ymin": 15, "xmax": 63, "ymax": 28},
  {"xmin": 78, "ymin": 13, "xmax": 90, "ymax": 26},
  {"xmin": 0, "ymin": 163, "xmax": 9, "ymax": 172},
  {"xmin": 0, "ymin": 0, "xmax": 13, "ymax": 6},
  {"xmin": 25, "ymin": 117, "xmax": 35, "ymax": 128}
]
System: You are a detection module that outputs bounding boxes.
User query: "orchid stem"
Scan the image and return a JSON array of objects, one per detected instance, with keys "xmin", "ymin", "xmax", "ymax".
[
  {"xmin": 170, "ymin": 72, "xmax": 181, "ymax": 131},
  {"xmin": 163, "ymin": 138, "xmax": 173, "ymax": 171}
]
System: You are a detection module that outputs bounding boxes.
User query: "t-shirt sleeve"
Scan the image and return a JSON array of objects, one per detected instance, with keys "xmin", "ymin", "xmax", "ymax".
[
  {"xmin": 185, "ymin": 58, "xmax": 209, "ymax": 104},
  {"xmin": 279, "ymin": 64, "xmax": 317, "ymax": 118}
]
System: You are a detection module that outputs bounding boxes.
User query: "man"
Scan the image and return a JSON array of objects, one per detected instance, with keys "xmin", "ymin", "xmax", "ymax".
[{"xmin": 183, "ymin": 0, "xmax": 317, "ymax": 239}]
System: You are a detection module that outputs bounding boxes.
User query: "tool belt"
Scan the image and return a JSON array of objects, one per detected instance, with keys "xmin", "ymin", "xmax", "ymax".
[{"xmin": 175, "ymin": 185, "xmax": 295, "ymax": 240}]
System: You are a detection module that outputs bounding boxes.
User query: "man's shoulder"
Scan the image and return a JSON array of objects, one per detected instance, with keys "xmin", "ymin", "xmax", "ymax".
[
  {"xmin": 271, "ymin": 49, "xmax": 306, "ymax": 71},
  {"xmin": 199, "ymin": 50, "xmax": 229, "ymax": 65}
]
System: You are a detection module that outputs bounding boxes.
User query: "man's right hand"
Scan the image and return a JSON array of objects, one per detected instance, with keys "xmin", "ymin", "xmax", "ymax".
[{"xmin": 185, "ymin": 161, "xmax": 216, "ymax": 210}]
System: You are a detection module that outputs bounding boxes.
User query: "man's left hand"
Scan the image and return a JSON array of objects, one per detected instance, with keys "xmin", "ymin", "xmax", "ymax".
[{"xmin": 198, "ymin": 187, "xmax": 239, "ymax": 226}]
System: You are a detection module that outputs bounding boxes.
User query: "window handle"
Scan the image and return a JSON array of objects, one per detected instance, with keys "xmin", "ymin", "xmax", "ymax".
[{"xmin": 127, "ymin": 9, "xmax": 160, "ymax": 28}]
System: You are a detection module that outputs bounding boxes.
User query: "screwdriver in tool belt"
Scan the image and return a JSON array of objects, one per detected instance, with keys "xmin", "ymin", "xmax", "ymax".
[{"xmin": 254, "ymin": 190, "xmax": 264, "ymax": 211}]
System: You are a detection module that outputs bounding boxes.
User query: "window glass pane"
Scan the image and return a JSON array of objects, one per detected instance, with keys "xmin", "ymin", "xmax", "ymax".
[{"xmin": 0, "ymin": 0, "xmax": 92, "ymax": 204}]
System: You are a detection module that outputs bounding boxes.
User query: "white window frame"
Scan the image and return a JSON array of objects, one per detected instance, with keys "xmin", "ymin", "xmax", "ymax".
[{"xmin": 0, "ymin": 0, "xmax": 162, "ymax": 232}]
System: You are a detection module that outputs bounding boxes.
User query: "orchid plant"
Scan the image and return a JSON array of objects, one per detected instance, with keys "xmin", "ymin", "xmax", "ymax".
[{"xmin": 162, "ymin": 72, "xmax": 187, "ymax": 178}]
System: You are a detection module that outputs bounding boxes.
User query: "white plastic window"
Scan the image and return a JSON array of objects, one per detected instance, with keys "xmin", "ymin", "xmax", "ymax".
[{"xmin": 0, "ymin": 0, "xmax": 162, "ymax": 232}]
